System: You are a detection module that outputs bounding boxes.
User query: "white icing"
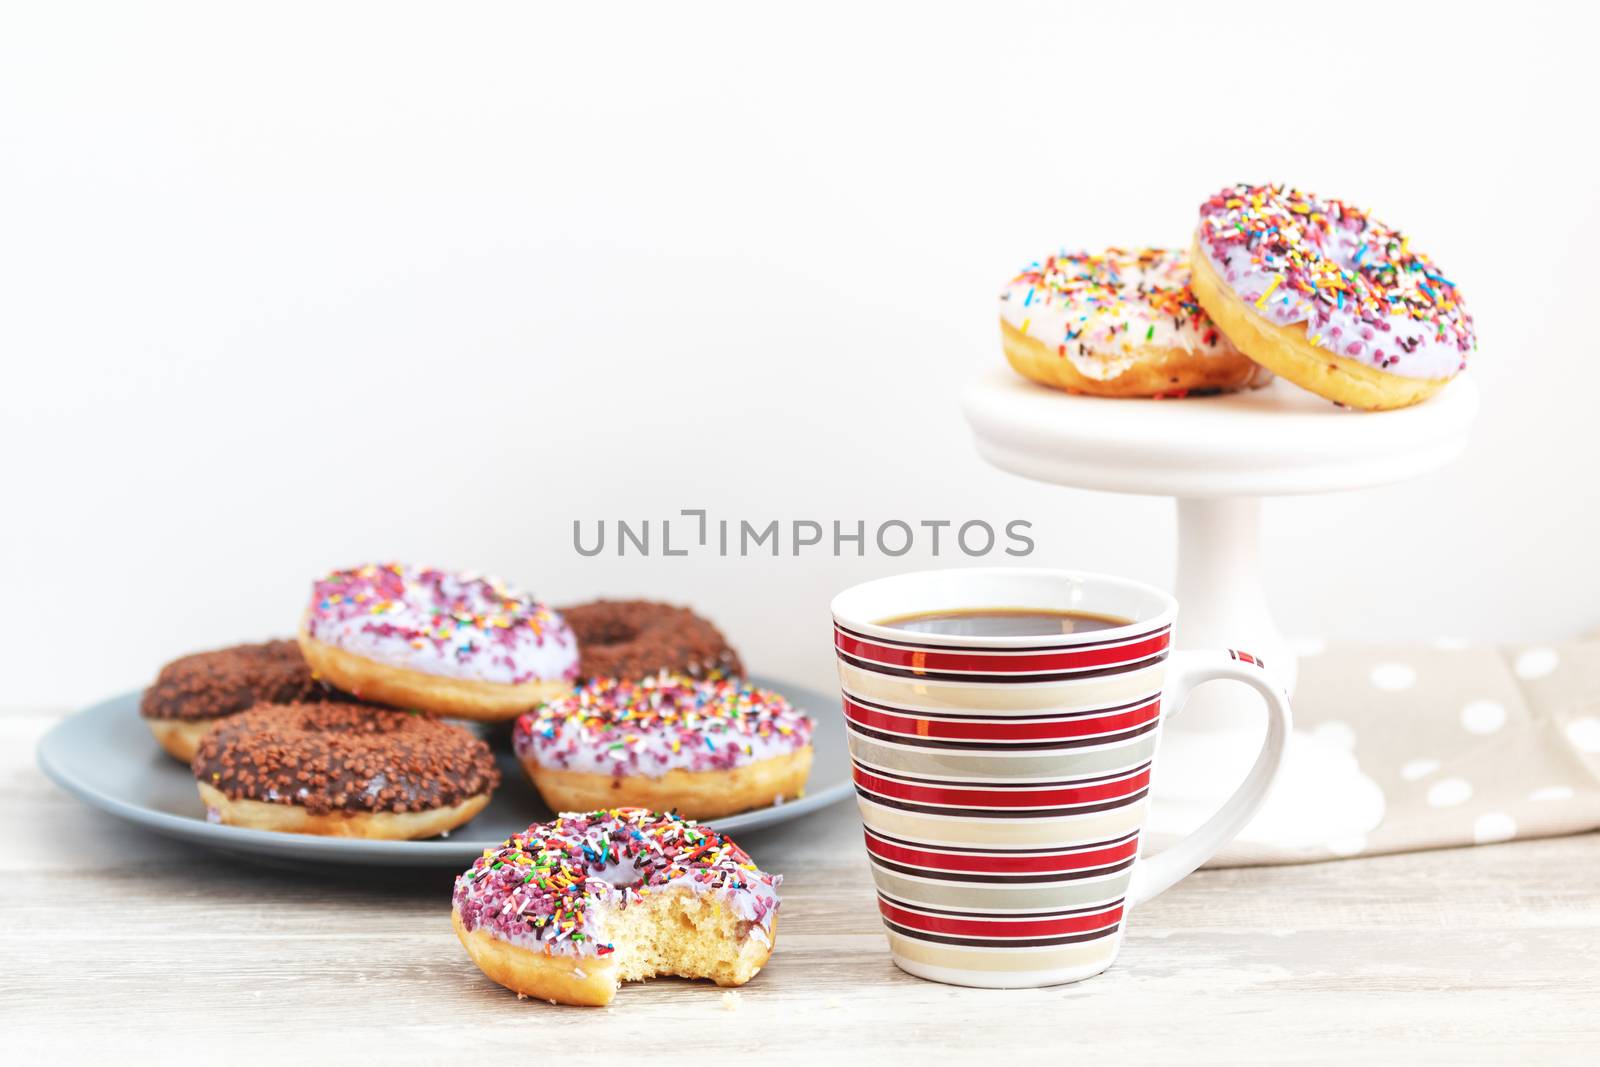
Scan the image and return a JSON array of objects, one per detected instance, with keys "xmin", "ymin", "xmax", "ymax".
[
  {"xmin": 513, "ymin": 674, "xmax": 814, "ymax": 779},
  {"xmin": 999, "ymin": 248, "xmax": 1243, "ymax": 382},
  {"xmin": 518, "ymin": 717, "xmax": 807, "ymax": 777}
]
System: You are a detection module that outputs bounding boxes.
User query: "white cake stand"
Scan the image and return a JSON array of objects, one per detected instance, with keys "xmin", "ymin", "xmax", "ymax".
[{"xmin": 962, "ymin": 368, "xmax": 1479, "ymax": 851}]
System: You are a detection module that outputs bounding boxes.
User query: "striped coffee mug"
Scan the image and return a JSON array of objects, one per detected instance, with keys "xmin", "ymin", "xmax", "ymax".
[{"xmin": 831, "ymin": 567, "xmax": 1290, "ymax": 989}]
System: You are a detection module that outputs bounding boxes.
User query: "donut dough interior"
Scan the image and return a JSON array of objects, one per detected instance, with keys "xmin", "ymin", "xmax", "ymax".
[{"xmin": 455, "ymin": 888, "xmax": 775, "ymax": 1006}]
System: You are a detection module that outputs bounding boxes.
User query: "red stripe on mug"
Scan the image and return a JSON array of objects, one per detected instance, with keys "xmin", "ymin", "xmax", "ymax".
[
  {"xmin": 835, "ymin": 628, "xmax": 1169, "ymax": 674},
  {"xmin": 853, "ymin": 765, "xmax": 1150, "ymax": 809},
  {"xmin": 878, "ymin": 899, "xmax": 1124, "ymax": 939},
  {"xmin": 864, "ymin": 831, "xmax": 1140, "ymax": 874},
  {"xmin": 843, "ymin": 696, "xmax": 1161, "ymax": 742}
]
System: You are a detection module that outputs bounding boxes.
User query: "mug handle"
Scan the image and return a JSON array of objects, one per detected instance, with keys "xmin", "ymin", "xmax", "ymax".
[{"xmin": 1127, "ymin": 648, "xmax": 1292, "ymax": 906}]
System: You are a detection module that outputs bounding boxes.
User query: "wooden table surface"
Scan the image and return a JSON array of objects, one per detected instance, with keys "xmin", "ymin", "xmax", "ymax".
[{"xmin": 5, "ymin": 705, "xmax": 1599, "ymax": 1064}]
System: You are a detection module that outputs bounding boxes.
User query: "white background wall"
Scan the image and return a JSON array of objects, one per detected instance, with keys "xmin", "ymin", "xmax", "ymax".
[{"xmin": 2, "ymin": 2, "xmax": 1595, "ymax": 708}]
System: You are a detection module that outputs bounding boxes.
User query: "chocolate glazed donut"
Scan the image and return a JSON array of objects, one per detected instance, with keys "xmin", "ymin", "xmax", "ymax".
[
  {"xmin": 560, "ymin": 600, "xmax": 743, "ymax": 681},
  {"xmin": 194, "ymin": 702, "xmax": 499, "ymax": 840},
  {"xmin": 139, "ymin": 639, "xmax": 352, "ymax": 763}
]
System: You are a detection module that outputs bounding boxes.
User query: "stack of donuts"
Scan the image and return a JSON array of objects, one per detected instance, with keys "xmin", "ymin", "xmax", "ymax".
[
  {"xmin": 141, "ymin": 563, "xmax": 815, "ymax": 838},
  {"xmin": 139, "ymin": 562, "xmax": 811, "ymax": 1004},
  {"xmin": 1000, "ymin": 183, "xmax": 1476, "ymax": 411}
]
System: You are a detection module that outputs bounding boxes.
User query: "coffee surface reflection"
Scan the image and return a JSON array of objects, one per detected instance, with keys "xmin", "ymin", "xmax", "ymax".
[{"xmin": 878, "ymin": 608, "xmax": 1130, "ymax": 639}]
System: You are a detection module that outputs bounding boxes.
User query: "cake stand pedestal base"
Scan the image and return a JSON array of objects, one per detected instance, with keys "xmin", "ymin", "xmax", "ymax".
[{"xmin": 962, "ymin": 369, "xmax": 1478, "ymax": 849}]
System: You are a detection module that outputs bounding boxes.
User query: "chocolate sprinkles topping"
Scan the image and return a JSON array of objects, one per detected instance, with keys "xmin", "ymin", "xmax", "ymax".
[
  {"xmin": 560, "ymin": 599, "xmax": 743, "ymax": 681},
  {"xmin": 193, "ymin": 702, "xmax": 499, "ymax": 815},
  {"xmin": 140, "ymin": 639, "xmax": 348, "ymax": 723}
]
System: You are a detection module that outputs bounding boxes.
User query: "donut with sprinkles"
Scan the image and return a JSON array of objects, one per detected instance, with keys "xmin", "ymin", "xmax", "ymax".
[
  {"xmin": 195, "ymin": 701, "xmax": 500, "ymax": 839},
  {"xmin": 513, "ymin": 672, "xmax": 815, "ymax": 819},
  {"xmin": 999, "ymin": 247, "xmax": 1272, "ymax": 397},
  {"xmin": 1188, "ymin": 182, "xmax": 1475, "ymax": 410},
  {"xmin": 299, "ymin": 563, "xmax": 579, "ymax": 722},
  {"xmin": 452, "ymin": 808, "xmax": 782, "ymax": 1006}
]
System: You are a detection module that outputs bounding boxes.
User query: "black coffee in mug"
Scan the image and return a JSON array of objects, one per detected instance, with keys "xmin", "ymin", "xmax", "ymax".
[{"xmin": 878, "ymin": 607, "xmax": 1130, "ymax": 639}]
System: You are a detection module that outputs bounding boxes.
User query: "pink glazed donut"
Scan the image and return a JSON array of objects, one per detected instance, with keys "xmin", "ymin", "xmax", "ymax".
[
  {"xmin": 1187, "ymin": 182, "xmax": 1475, "ymax": 410},
  {"xmin": 512, "ymin": 672, "xmax": 815, "ymax": 819},
  {"xmin": 298, "ymin": 563, "xmax": 579, "ymax": 722}
]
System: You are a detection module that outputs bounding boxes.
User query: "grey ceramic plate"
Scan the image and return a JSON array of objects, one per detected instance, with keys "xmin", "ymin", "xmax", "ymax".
[{"xmin": 36, "ymin": 675, "xmax": 850, "ymax": 867}]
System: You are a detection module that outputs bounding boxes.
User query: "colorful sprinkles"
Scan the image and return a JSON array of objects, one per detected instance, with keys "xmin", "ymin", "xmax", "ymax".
[
  {"xmin": 452, "ymin": 808, "xmax": 781, "ymax": 957},
  {"xmin": 513, "ymin": 672, "xmax": 814, "ymax": 778},
  {"xmin": 305, "ymin": 563, "xmax": 578, "ymax": 685},
  {"xmin": 1196, "ymin": 183, "xmax": 1475, "ymax": 377},
  {"xmin": 998, "ymin": 247, "xmax": 1238, "ymax": 374}
]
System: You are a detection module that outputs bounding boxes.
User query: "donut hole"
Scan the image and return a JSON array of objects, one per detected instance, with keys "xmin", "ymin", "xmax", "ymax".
[
  {"xmin": 593, "ymin": 859, "xmax": 645, "ymax": 891},
  {"xmin": 582, "ymin": 620, "xmax": 643, "ymax": 647},
  {"xmin": 560, "ymin": 600, "xmax": 744, "ymax": 681}
]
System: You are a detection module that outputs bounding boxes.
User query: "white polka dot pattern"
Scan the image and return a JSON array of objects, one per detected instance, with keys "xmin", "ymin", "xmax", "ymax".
[
  {"xmin": 1426, "ymin": 778, "xmax": 1473, "ymax": 808},
  {"xmin": 1325, "ymin": 835, "xmax": 1367, "ymax": 857},
  {"xmin": 1566, "ymin": 717, "xmax": 1600, "ymax": 754},
  {"xmin": 1472, "ymin": 812, "xmax": 1517, "ymax": 844},
  {"xmin": 1459, "ymin": 700, "xmax": 1508, "ymax": 735},
  {"xmin": 1514, "ymin": 647, "xmax": 1559, "ymax": 679},
  {"xmin": 1369, "ymin": 662, "xmax": 1417, "ymax": 691}
]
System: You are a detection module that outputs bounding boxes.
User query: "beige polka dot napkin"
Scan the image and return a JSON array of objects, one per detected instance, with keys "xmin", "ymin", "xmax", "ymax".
[{"xmin": 1209, "ymin": 640, "xmax": 1600, "ymax": 866}]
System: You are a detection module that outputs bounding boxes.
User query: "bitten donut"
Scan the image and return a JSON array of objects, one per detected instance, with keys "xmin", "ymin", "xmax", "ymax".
[
  {"xmin": 299, "ymin": 563, "xmax": 578, "ymax": 722},
  {"xmin": 1189, "ymin": 183, "xmax": 1475, "ymax": 411},
  {"xmin": 139, "ymin": 639, "xmax": 349, "ymax": 762},
  {"xmin": 194, "ymin": 702, "xmax": 500, "ymax": 839},
  {"xmin": 999, "ymin": 247, "xmax": 1271, "ymax": 397},
  {"xmin": 560, "ymin": 599, "xmax": 743, "ymax": 680},
  {"xmin": 452, "ymin": 808, "xmax": 781, "ymax": 1006},
  {"xmin": 513, "ymin": 673, "xmax": 814, "ymax": 819}
]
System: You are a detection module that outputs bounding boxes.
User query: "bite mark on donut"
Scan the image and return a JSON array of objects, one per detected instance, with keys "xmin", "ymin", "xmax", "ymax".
[{"xmin": 452, "ymin": 809, "xmax": 780, "ymax": 1004}]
